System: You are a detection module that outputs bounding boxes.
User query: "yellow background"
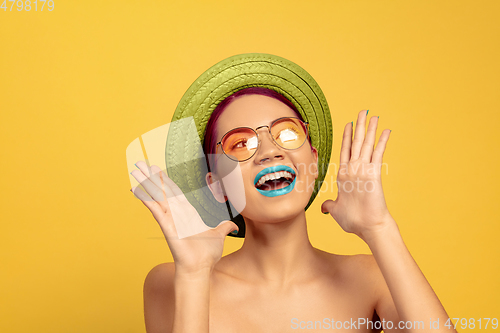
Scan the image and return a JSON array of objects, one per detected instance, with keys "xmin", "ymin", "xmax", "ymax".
[{"xmin": 1, "ymin": 0, "xmax": 499, "ymax": 332}]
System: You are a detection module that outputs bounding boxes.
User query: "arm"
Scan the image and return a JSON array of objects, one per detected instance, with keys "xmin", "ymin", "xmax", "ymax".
[
  {"xmin": 131, "ymin": 162, "xmax": 238, "ymax": 333},
  {"xmin": 172, "ymin": 267, "xmax": 212, "ymax": 333},
  {"xmin": 368, "ymin": 220, "xmax": 454, "ymax": 332},
  {"xmin": 322, "ymin": 110, "xmax": 456, "ymax": 333},
  {"xmin": 144, "ymin": 263, "xmax": 175, "ymax": 333},
  {"xmin": 143, "ymin": 263, "xmax": 212, "ymax": 333}
]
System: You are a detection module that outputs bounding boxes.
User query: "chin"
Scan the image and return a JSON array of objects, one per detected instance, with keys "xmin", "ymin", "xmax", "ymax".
[{"xmin": 238, "ymin": 189, "xmax": 312, "ymax": 223}]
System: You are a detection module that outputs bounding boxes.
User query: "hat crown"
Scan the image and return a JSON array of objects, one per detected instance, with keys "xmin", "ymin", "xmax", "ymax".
[{"xmin": 166, "ymin": 53, "xmax": 333, "ymax": 237}]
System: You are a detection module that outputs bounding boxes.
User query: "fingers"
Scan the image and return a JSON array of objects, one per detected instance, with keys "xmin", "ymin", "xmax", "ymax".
[
  {"xmin": 372, "ymin": 129, "xmax": 391, "ymax": 165},
  {"xmin": 131, "ymin": 186, "xmax": 169, "ymax": 223},
  {"xmin": 135, "ymin": 161, "xmax": 185, "ymax": 199},
  {"xmin": 134, "ymin": 161, "xmax": 158, "ymax": 185},
  {"xmin": 130, "ymin": 168, "xmax": 170, "ymax": 205},
  {"xmin": 350, "ymin": 111, "xmax": 390, "ymax": 164},
  {"xmin": 149, "ymin": 165, "xmax": 185, "ymax": 199},
  {"xmin": 351, "ymin": 110, "xmax": 369, "ymax": 160},
  {"xmin": 339, "ymin": 122, "xmax": 353, "ymax": 174},
  {"xmin": 215, "ymin": 220, "xmax": 239, "ymax": 237},
  {"xmin": 132, "ymin": 162, "xmax": 183, "ymax": 207},
  {"xmin": 359, "ymin": 116, "xmax": 379, "ymax": 162},
  {"xmin": 321, "ymin": 199, "xmax": 336, "ymax": 214}
]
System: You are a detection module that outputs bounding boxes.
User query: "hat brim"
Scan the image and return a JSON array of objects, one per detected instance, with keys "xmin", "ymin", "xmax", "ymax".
[{"xmin": 165, "ymin": 53, "xmax": 332, "ymax": 238}]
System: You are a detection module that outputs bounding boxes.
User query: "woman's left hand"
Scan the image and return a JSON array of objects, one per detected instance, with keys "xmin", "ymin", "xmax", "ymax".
[{"xmin": 321, "ymin": 110, "xmax": 395, "ymax": 242}]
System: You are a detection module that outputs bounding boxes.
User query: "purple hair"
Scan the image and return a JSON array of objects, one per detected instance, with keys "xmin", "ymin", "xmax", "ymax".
[{"xmin": 203, "ymin": 87, "xmax": 309, "ymax": 170}]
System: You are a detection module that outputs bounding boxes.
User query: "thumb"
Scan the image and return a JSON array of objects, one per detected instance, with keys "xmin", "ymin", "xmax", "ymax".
[
  {"xmin": 321, "ymin": 199, "xmax": 337, "ymax": 215},
  {"xmin": 215, "ymin": 220, "xmax": 239, "ymax": 236}
]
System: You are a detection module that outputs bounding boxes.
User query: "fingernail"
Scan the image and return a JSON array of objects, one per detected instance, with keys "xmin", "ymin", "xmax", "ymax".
[
  {"xmin": 366, "ymin": 110, "xmax": 369, "ymax": 115},
  {"xmin": 134, "ymin": 163, "xmax": 138, "ymax": 168},
  {"xmin": 322, "ymin": 211, "xmax": 329, "ymax": 215},
  {"xmin": 351, "ymin": 121, "xmax": 353, "ymax": 127},
  {"xmin": 231, "ymin": 230, "xmax": 238, "ymax": 235},
  {"xmin": 377, "ymin": 116, "xmax": 379, "ymax": 119}
]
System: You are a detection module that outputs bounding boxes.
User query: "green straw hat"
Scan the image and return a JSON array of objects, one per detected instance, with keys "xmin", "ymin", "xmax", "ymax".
[{"xmin": 165, "ymin": 53, "xmax": 332, "ymax": 238}]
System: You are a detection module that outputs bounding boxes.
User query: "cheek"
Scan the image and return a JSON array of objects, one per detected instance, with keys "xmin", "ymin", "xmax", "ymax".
[
  {"xmin": 294, "ymin": 150, "xmax": 318, "ymax": 177},
  {"xmin": 221, "ymin": 169, "xmax": 246, "ymax": 214},
  {"xmin": 292, "ymin": 176, "xmax": 316, "ymax": 201},
  {"xmin": 230, "ymin": 166, "xmax": 265, "ymax": 217},
  {"xmin": 293, "ymin": 155, "xmax": 318, "ymax": 194},
  {"xmin": 216, "ymin": 159, "xmax": 247, "ymax": 214}
]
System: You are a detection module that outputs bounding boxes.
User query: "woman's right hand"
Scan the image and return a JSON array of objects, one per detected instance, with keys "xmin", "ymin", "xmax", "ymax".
[{"xmin": 130, "ymin": 161, "xmax": 239, "ymax": 275}]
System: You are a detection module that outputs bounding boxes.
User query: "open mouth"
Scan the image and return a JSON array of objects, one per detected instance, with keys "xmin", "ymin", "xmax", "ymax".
[
  {"xmin": 255, "ymin": 170, "xmax": 295, "ymax": 191},
  {"xmin": 253, "ymin": 165, "xmax": 297, "ymax": 197}
]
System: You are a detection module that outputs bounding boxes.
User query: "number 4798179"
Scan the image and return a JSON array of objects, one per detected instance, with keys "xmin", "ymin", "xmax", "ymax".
[
  {"xmin": 1, "ymin": 0, "xmax": 55, "ymax": 11},
  {"xmin": 445, "ymin": 318, "xmax": 498, "ymax": 330}
]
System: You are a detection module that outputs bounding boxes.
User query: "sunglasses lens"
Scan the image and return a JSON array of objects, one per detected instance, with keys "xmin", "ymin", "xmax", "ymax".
[
  {"xmin": 221, "ymin": 128, "xmax": 258, "ymax": 161},
  {"xmin": 271, "ymin": 118, "xmax": 308, "ymax": 150}
]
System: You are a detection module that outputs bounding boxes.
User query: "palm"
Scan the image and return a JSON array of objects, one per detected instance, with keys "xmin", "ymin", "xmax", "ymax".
[
  {"xmin": 130, "ymin": 162, "xmax": 237, "ymax": 273},
  {"xmin": 322, "ymin": 110, "xmax": 393, "ymax": 239}
]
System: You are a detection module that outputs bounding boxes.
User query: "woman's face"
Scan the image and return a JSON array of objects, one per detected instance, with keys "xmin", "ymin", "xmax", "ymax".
[{"xmin": 208, "ymin": 94, "xmax": 318, "ymax": 223}]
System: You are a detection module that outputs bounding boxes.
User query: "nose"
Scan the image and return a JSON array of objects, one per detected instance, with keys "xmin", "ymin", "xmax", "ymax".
[{"xmin": 253, "ymin": 127, "xmax": 284, "ymax": 164}]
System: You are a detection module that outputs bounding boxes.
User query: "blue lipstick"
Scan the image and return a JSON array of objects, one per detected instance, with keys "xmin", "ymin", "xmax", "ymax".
[{"xmin": 254, "ymin": 165, "xmax": 296, "ymax": 197}]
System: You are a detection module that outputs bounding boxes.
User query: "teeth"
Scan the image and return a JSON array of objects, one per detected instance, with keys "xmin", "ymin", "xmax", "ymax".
[{"xmin": 256, "ymin": 171, "xmax": 295, "ymax": 187}]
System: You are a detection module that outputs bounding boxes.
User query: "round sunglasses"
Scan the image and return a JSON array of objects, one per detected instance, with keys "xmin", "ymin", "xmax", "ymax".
[{"xmin": 216, "ymin": 117, "xmax": 310, "ymax": 162}]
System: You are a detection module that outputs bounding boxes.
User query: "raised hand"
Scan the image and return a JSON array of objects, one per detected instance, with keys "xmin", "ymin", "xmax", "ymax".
[
  {"xmin": 321, "ymin": 110, "xmax": 395, "ymax": 242},
  {"xmin": 130, "ymin": 161, "xmax": 238, "ymax": 274}
]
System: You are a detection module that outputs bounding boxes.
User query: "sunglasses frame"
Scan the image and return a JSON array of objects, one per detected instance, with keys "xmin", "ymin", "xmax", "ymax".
[{"xmin": 216, "ymin": 117, "xmax": 310, "ymax": 162}]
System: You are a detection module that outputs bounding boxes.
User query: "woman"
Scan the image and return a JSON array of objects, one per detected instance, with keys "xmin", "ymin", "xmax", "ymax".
[{"xmin": 130, "ymin": 54, "xmax": 455, "ymax": 332}]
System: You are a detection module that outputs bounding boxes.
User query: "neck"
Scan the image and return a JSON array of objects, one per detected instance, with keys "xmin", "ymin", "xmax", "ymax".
[{"xmin": 231, "ymin": 211, "xmax": 320, "ymax": 287}]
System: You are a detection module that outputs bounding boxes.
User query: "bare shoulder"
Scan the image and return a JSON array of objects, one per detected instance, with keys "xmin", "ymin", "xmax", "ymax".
[
  {"xmin": 326, "ymin": 252, "xmax": 398, "ymax": 321},
  {"xmin": 144, "ymin": 262, "xmax": 176, "ymax": 290},
  {"xmin": 341, "ymin": 254, "xmax": 389, "ymax": 293},
  {"xmin": 342, "ymin": 253, "xmax": 380, "ymax": 275},
  {"xmin": 316, "ymin": 249, "xmax": 379, "ymax": 273},
  {"xmin": 144, "ymin": 262, "xmax": 175, "ymax": 333},
  {"xmin": 334, "ymin": 253, "xmax": 381, "ymax": 277},
  {"xmin": 316, "ymin": 250, "xmax": 386, "ymax": 294}
]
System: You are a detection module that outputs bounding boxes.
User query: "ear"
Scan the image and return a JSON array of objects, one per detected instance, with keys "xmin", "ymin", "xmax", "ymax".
[
  {"xmin": 311, "ymin": 146, "xmax": 319, "ymax": 179},
  {"xmin": 205, "ymin": 172, "xmax": 228, "ymax": 203}
]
